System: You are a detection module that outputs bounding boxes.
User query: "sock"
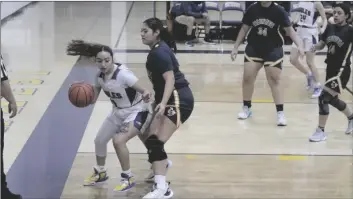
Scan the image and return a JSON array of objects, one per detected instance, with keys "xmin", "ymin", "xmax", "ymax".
[
  {"xmin": 95, "ymin": 165, "xmax": 105, "ymax": 172},
  {"xmin": 122, "ymin": 169, "xmax": 132, "ymax": 177},
  {"xmin": 243, "ymin": 100, "xmax": 252, "ymax": 108},
  {"xmin": 154, "ymin": 175, "xmax": 166, "ymax": 189},
  {"xmin": 276, "ymin": 104, "xmax": 283, "ymax": 112},
  {"xmin": 348, "ymin": 114, "xmax": 353, "ymax": 120},
  {"xmin": 318, "ymin": 126, "xmax": 325, "ymax": 132}
]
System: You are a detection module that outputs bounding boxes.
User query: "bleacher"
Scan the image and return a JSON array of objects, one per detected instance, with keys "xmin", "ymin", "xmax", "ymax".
[{"xmin": 167, "ymin": 1, "xmax": 298, "ymax": 43}]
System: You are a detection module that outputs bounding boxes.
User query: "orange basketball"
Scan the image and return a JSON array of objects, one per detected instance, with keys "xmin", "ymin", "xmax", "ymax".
[{"xmin": 68, "ymin": 82, "xmax": 95, "ymax": 108}]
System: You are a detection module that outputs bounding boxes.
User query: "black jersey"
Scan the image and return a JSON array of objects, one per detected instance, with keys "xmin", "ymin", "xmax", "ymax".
[
  {"xmin": 320, "ymin": 24, "xmax": 353, "ymax": 67},
  {"xmin": 146, "ymin": 41, "xmax": 189, "ymax": 104},
  {"xmin": 242, "ymin": 2, "xmax": 291, "ymax": 52}
]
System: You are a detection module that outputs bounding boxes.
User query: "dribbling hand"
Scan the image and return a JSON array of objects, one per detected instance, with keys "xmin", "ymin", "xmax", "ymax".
[
  {"xmin": 231, "ymin": 48, "xmax": 238, "ymax": 61},
  {"xmin": 155, "ymin": 103, "xmax": 166, "ymax": 119}
]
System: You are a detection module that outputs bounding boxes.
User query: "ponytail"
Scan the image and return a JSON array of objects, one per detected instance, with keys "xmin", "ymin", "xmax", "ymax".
[
  {"xmin": 66, "ymin": 40, "xmax": 113, "ymax": 57},
  {"xmin": 160, "ymin": 28, "xmax": 177, "ymax": 53}
]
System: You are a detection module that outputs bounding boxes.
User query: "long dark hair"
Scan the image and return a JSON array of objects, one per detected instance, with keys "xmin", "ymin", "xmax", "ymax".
[
  {"xmin": 66, "ymin": 40, "xmax": 114, "ymax": 57},
  {"xmin": 143, "ymin": 17, "xmax": 177, "ymax": 53}
]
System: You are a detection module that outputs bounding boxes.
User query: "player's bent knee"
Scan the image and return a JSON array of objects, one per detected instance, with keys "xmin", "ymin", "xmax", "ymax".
[
  {"xmin": 329, "ymin": 96, "xmax": 347, "ymax": 111},
  {"xmin": 145, "ymin": 134, "xmax": 167, "ymax": 163},
  {"xmin": 318, "ymin": 94, "xmax": 329, "ymax": 115},
  {"xmin": 318, "ymin": 90, "xmax": 334, "ymax": 115}
]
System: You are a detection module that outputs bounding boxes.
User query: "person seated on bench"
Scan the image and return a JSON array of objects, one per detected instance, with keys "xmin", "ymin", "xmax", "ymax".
[{"xmin": 174, "ymin": 1, "xmax": 212, "ymax": 46}]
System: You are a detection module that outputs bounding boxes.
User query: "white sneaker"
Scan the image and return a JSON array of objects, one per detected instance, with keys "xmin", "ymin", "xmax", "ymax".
[
  {"xmin": 309, "ymin": 128, "xmax": 327, "ymax": 142},
  {"xmin": 143, "ymin": 183, "xmax": 173, "ymax": 199},
  {"xmin": 277, "ymin": 111, "xmax": 287, "ymax": 126},
  {"xmin": 145, "ymin": 159, "xmax": 172, "ymax": 182},
  {"xmin": 345, "ymin": 119, "xmax": 353, "ymax": 135},
  {"xmin": 311, "ymin": 87, "xmax": 322, "ymax": 98},
  {"xmin": 238, "ymin": 106, "xmax": 252, "ymax": 119}
]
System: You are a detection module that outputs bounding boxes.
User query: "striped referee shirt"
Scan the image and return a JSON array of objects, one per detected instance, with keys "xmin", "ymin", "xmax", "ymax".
[{"xmin": 1, "ymin": 55, "xmax": 8, "ymax": 82}]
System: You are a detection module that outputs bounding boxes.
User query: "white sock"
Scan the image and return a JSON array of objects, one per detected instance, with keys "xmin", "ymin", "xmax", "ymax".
[
  {"xmin": 122, "ymin": 169, "xmax": 132, "ymax": 177},
  {"xmin": 154, "ymin": 175, "xmax": 166, "ymax": 189},
  {"xmin": 95, "ymin": 165, "xmax": 105, "ymax": 172}
]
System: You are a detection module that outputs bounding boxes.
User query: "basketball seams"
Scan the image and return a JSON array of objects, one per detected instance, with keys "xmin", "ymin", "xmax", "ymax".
[{"xmin": 68, "ymin": 83, "xmax": 94, "ymax": 108}]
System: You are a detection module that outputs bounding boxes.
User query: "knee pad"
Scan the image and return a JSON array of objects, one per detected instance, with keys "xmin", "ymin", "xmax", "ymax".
[
  {"xmin": 318, "ymin": 91, "xmax": 330, "ymax": 115},
  {"xmin": 329, "ymin": 95, "xmax": 347, "ymax": 111},
  {"xmin": 145, "ymin": 135, "xmax": 167, "ymax": 163}
]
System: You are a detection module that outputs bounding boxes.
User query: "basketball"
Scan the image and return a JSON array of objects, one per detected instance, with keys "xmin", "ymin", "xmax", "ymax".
[{"xmin": 68, "ymin": 82, "xmax": 95, "ymax": 108}]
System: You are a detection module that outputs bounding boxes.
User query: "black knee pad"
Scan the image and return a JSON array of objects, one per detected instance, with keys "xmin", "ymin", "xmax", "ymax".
[
  {"xmin": 329, "ymin": 95, "xmax": 347, "ymax": 111},
  {"xmin": 145, "ymin": 135, "xmax": 167, "ymax": 163},
  {"xmin": 318, "ymin": 91, "xmax": 330, "ymax": 115}
]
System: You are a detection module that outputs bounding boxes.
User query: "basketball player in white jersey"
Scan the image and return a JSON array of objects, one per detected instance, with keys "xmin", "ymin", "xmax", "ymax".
[
  {"xmin": 66, "ymin": 40, "xmax": 172, "ymax": 192},
  {"xmin": 290, "ymin": 1, "xmax": 327, "ymax": 98}
]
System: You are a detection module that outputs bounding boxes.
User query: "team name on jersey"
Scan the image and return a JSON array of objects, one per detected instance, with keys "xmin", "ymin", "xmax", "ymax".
[
  {"xmin": 296, "ymin": 7, "xmax": 312, "ymax": 16},
  {"xmin": 104, "ymin": 91, "xmax": 123, "ymax": 99},
  {"xmin": 327, "ymin": 35, "xmax": 344, "ymax": 48},
  {"xmin": 252, "ymin": 18, "xmax": 275, "ymax": 28}
]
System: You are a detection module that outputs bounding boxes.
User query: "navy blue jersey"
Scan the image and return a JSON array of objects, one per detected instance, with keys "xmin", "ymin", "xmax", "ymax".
[
  {"xmin": 146, "ymin": 41, "xmax": 189, "ymax": 104},
  {"xmin": 320, "ymin": 24, "xmax": 353, "ymax": 66},
  {"xmin": 242, "ymin": 2, "xmax": 291, "ymax": 52}
]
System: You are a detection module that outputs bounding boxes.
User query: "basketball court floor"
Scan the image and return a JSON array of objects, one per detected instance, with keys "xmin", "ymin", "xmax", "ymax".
[{"xmin": 1, "ymin": 2, "xmax": 352, "ymax": 199}]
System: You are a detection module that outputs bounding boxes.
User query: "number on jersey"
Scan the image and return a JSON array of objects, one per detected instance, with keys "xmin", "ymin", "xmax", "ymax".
[
  {"xmin": 257, "ymin": 27, "xmax": 267, "ymax": 36},
  {"xmin": 104, "ymin": 91, "xmax": 122, "ymax": 99},
  {"xmin": 300, "ymin": 14, "xmax": 307, "ymax": 22}
]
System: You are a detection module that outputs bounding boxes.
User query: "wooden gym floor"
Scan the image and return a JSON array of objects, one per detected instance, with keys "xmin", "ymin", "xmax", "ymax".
[{"xmin": 2, "ymin": 2, "xmax": 352, "ymax": 199}]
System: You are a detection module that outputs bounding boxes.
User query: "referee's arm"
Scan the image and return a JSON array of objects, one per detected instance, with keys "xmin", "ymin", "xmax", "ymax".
[{"xmin": 1, "ymin": 57, "xmax": 18, "ymax": 118}]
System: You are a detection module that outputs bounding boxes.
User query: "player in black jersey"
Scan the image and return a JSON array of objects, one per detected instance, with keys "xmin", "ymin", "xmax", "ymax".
[
  {"xmin": 309, "ymin": 3, "xmax": 353, "ymax": 142},
  {"xmin": 231, "ymin": 1, "xmax": 304, "ymax": 126},
  {"xmin": 140, "ymin": 17, "xmax": 194, "ymax": 198}
]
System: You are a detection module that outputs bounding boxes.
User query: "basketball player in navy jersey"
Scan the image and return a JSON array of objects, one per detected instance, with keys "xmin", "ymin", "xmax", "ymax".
[
  {"xmin": 309, "ymin": 3, "xmax": 353, "ymax": 142},
  {"xmin": 231, "ymin": 1, "xmax": 304, "ymax": 126},
  {"xmin": 290, "ymin": 1, "xmax": 327, "ymax": 98},
  {"xmin": 66, "ymin": 40, "xmax": 169, "ymax": 192},
  {"xmin": 140, "ymin": 17, "xmax": 194, "ymax": 198}
]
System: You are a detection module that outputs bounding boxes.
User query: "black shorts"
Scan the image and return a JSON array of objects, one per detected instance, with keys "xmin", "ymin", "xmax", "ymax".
[
  {"xmin": 244, "ymin": 45, "xmax": 284, "ymax": 69},
  {"xmin": 325, "ymin": 65, "xmax": 351, "ymax": 93},
  {"xmin": 164, "ymin": 86, "xmax": 194, "ymax": 127}
]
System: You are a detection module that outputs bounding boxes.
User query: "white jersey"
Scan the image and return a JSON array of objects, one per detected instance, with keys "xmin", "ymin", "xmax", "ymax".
[
  {"xmin": 96, "ymin": 63, "xmax": 142, "ymax": 109},
  {"xmin": 296, "ymin": 1, "xmax": 317, "ymax": 28}
]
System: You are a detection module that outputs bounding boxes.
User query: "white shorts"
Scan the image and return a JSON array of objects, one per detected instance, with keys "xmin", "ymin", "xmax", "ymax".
[
  {"xmin": 292, "ymin": 26, "xmax": 319, "ymax": 52},
  {"xmin": 97, "ymin": 102, "xmax": 153, "ymax": 141}
]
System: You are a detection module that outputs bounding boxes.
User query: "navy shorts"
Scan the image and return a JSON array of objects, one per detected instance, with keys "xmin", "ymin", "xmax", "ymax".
[
  {"xmin": 325, "ymin": 64, "xmax": 351, "ymax": 93},
  {"xmin": 244, "ymin": 45, "xmax": 284, "ymax": 69},
  {"xmin": 162, "ymin": 86, "xmax": 194, "ymax": 127}
]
